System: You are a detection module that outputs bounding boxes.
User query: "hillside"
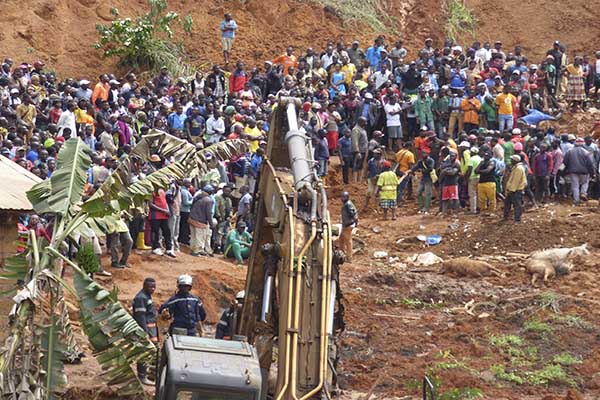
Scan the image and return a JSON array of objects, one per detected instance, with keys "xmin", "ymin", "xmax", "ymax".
[
  {"xmin": 461, "ymin": 0, "xmax": 600, "ymax": 62},
  {"xmin": 0, "ymin": 0, "xmax": 444, "ymax": 78}
]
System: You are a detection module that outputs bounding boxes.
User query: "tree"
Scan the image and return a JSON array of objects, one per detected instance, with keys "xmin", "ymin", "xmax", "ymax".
[
  {"xmin": 94, "ymin": 0, "xmax": 194, "ymax": 76},
  {"xmin": 0, "ymin": 133, "xmax": 248, "ymax": 398}
]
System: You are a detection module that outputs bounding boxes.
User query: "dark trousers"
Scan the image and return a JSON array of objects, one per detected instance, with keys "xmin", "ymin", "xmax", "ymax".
[
  {"xmin": 150, "ymin": 219, "xmax": 172, "ymax": 251},
  {"xmin": 464, "ymin": 122, "xmax": 478, "ymax": 134},
  {"xmin": 342, "ymin": 156, "xmax": 353, "ymax": 184},
  {"xmin": 534, "ymin": 175, "xmax": 550, "ymax": 203},
  {"xmin": 504, "ymin": 191, "xmax": 523, "ymax": 222},
  {"xmin": 129, "ymin": 214, "xmax": 145, "ymax": 248},
  {"xmin": 179, "ymin": 211, "xmax": 190, "ymax": 245},
  {"xmin": 107, "ymin": 231, "xmax": 133, "ymax": 266}
]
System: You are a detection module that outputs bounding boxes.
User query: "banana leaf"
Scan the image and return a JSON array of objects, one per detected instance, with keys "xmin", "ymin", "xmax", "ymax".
[
  {"xmin": 73, "ymin": 268, "xmax": 154, "ymax": 398},
  {"xmin": 27, "ymin": 138, "xmax": 92, "ymax": 217}
]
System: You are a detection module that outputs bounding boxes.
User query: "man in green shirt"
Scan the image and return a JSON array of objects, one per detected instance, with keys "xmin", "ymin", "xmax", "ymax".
[
  {"xmin": 224, "ymin": 222, "xmax": 252, "ymax": 264},
  {"xmin": 414, "ymin": 87, "xmax": 434, "ymax": 131}
]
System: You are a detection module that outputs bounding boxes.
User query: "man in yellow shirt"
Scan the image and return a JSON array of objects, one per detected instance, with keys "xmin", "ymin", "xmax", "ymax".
[
  {"xmin": 495, "ymin": 86, "xmax": 516, "ymax": 131},
  {"xmin": 341, "ymin": 56, "xmax": 356, "ymax": 86},
  {"xmin": 376, "ymin": 160, "xmax": 399, "ymax": 220},
  {"xmin": 504, "ymin": 154, "xmax": 527, "ymax": 222},
  {"xmin": 243, "ymin": 118, "xmax": 264, "ymax": 153},
  {"xmin": 395, "ymin": 142, "xmax": 415, "ymax": 202}
]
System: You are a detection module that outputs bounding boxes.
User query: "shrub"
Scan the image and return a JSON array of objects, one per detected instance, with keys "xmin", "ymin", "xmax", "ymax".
[{"xmin": 94, "ymin": 0, "xmax": 193, "ymax": 76}]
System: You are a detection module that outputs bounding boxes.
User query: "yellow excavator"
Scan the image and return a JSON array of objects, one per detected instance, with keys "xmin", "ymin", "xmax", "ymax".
[{"xmin": 156, "ymin": 98, "xmax": 345, "ymax": 400}]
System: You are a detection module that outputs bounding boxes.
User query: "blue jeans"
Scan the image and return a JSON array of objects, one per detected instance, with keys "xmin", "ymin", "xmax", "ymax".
[{"xmin": 498, "ymin": 114, "xmax": 514, "ymax": 131}]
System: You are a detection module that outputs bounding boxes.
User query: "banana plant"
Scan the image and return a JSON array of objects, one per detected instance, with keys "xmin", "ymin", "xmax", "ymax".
[{"xmin": 0, "ymin": 133, "xmax": 249, "ymax": 398}]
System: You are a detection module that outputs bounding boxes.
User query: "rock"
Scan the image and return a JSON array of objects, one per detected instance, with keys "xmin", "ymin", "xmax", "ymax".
[
  {"xmin": 407, "ymin": 252, "xmax": 443, "ymax": 266},
  {"xmin": 373, "ymin": 251, "xmax": 388, "ymax": 259}
]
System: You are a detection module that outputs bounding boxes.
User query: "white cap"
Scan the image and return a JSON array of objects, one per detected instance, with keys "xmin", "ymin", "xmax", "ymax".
[
  {"xmin": 80, "ymin": 79, "xmax": 90, "ymax": 85},
  {"xmin": 364, "ymin": 92, "xmax": 373, "ymax": 99},
  {"xmin": 235, "ymin": 290, "xmax": 245, "ymax": 300},
  {"xmin": 458, "ymin": 141, "xmax": 471, "ymax": 148},
  {"xmin": 109, "ymin": 79, "xmax": 120, "ymax": 85},
  {"xmin": 512, "ymin": 128, "xmax": 522, "ymax": 135},
  {"xmin": 177, "ymin": 274, "xmax": 193, "ymax": 286},
  {"xmin": 10, "ymin": 88, "xmax": 19, "ymax": 94}
]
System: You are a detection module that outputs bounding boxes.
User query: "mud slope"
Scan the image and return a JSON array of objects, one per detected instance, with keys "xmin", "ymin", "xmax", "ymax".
[
  {"xmin": 0, "ymin": 0, "xmax": 444, "ymax": 78},
  {"xmin": 462, "ymin": 0, "xmax": 600, "ymax": 61}
]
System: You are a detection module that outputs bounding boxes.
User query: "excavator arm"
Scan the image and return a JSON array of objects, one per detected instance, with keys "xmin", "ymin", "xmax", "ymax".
[{"xmin": 238, "ymin": 98, "xmax": 344, "ymax": 400}]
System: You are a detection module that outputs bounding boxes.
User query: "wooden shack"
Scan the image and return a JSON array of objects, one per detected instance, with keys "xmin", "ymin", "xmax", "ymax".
[{"xmin": 0, "ymin": 155, "xmax": 42, "ymax": 266}]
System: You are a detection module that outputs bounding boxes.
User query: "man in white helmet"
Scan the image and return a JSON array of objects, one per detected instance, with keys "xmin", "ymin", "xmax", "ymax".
[
  {"xmin": 159, "ymin": 274, "xmax": 206, "ymax": 336},
  {"xmin": 215, "ymin": 290, "xmax": 245, "ymax": 340}
]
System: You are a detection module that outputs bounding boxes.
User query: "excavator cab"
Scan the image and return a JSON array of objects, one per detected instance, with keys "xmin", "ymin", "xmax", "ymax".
[{"xmin": 155, "ymin": 335, "xmax": 263, "ymax": 400}]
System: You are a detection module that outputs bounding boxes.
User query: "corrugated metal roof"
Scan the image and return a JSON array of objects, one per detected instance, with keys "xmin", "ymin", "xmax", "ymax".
[{"xmin": 0, "ymin": 155, "xmax": 42, "ymax": 211}]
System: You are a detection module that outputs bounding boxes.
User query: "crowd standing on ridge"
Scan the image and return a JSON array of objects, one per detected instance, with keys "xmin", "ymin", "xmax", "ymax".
[{"xmin": 3, "ymin": 13, "xmax": 600, "ymax": 280}]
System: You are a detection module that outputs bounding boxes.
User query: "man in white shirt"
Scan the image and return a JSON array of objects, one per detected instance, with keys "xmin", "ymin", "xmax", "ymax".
[
  {"xmin": 57, "ymin": 101, "xmax": 77, "ymax": 137},
  {"xmin": 369, "ymin": 63, "xmax": 392, "ymax": 89},
  {"xmin": 321, "ymin": 47, "xmax": 335, "ymax": 70},
  {"xmin": 475, "ymin": 41, "xmax": 492, "ymax": 64},
  {"xmin": 384, "ymin": 94, "xmax": 403, "ymax": 150},
  {"xmin": 206, "ymin": 110, "xmax": 225, "ymax": 144}
]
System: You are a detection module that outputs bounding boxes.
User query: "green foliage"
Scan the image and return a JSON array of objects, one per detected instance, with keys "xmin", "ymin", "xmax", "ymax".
[
  {"xmin": 491, "ymin": 365, "xmax": 525, "ymax": 385},
  {"xmin": 308, "ymin": 0, "xmax": 397, "ymax": 34},
  {"xmin": 445, "ymin": 0, "xmax": 476, "ymax": 42},
  {"xmin": 415, "ymin": 374, "xmax": 483, "ymax": 399},
  {"xmin": 524, "ymin": 320, "xmax": 553, "ymax": 334},
  {"xmin": 525, "ymin": 364, "xmax": 576, "ymax": 387},
  {"xmin": 489, "ymin": 334, "xmax": 523, "ymax": 348},
  {"xmin": 27, "ymin": 138, "xmax": 93, "ymax": 217},
  {"xmin": 73, "ymin": 268, "xmax": 156, "ymax": 397},
  {"xmin": 76, "ymin": 242, "xmax": 100, "ymax": 274},
  {"xmin": 552, "ymin": 314, "xmax": 594, "ymax": 330},
  {"xmin": 439, "ymin": 387, "xmax": 484, "ymax": 400},
  {"xmin": 553, "ymin": 353, "xmax": 582, "ymax": 366},
  {"xmin": 94, "ymin": 0, "xmax": 193, "ymax": 75}
]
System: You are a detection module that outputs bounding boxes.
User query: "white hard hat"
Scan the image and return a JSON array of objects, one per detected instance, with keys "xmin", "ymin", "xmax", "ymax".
[
  {"xmin": 235, "ymin": 290, "xmax": 245, "ymax": 300},
  {"xmin": 177, "ymin": 274, "xmax": 193, "ymax": 286}
]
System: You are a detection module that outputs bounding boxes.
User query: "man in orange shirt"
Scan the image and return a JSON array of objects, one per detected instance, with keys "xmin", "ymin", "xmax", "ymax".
[
  {"xmin": 91, "ymin": 74, "xmax": 109, "ymax": 108},
  {"xmin": 461, "ymin": 90, "xmax": 481, "ymax": 133},
  {"xmin": 272, "ymin": 46, "xmax": 298, "ymax": 76}
]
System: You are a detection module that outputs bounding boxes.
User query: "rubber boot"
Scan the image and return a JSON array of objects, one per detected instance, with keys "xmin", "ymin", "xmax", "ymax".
[{"xmin": 136, "ymin": 232, "xmax": 151, "ymax": 250}]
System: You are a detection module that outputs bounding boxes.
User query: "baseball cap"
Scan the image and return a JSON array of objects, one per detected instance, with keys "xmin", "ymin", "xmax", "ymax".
[
  {"xmin": 510, "ymin": 154, "xmax": 521, "ymax": 162},
  {"xmin": 79, "ymin": 79, "xmax": 90, "ymax": 85},
  {"xmin": 458, "ymin": 141, "xmax": 470, "ymax": 148},
  {"xmin": 382, "ymin": 160, "xmax": 391, "ymax": 168}
]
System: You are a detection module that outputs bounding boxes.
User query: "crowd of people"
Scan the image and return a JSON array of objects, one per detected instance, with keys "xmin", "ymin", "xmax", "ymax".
[{"xmin": 3, "ymin": 12, "xmax": 600, "ymax": 274}]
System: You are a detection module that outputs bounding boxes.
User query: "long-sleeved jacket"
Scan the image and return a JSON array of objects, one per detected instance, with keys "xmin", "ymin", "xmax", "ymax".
[
  {"xmin": 159, "ymin": 292, "xmax": 206, "ymax": 335},
  {"xmin": 532, "ymin": 152, "xmax": 554, "ymax": 177},
  {"xmin": 132, "ymin": 289, "xmax": 158, "ymax": 342},
  {"xmin": 563, "ymin": 145, "xmax": 595, "ymax": 175},
  {"xmin": 190, "ymin": 193, "xmax": 214, "ymax": 225},
  {"xmin": 506, "ymin": 162, "xmax": 527, "ymax": 193},
  {"xmin": 351, "ymin": 125, "xmax": 368, "ymax": 153}
]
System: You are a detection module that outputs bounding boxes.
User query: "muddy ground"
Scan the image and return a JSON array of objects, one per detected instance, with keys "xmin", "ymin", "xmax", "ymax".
[{"xmin": 49, "ymin": 163, "xmax": 600, "ymax": 400}]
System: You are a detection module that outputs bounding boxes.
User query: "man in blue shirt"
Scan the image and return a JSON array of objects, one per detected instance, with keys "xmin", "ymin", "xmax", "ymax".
[
  {"xmin": 248, "ymin": 147, "xmax": 264, "ymax": 193},
  {"xmin": 167, "ymin": 104, "xmax": 187, "ymax": 133},
  {"xmin": 337, "ymin": 128, "xmax": 354, "ymax": 184},
  {"xmin": 220, "ymin": 13, "xmax": 238, "ymax": 64},
  {"xmin": 185, "ymin": 107, "xmax": 205, "ymax": 140},
  {"xmin": 159, "ymin": 274, "xmax": 206, "ymax": 336},
  {"xmin": 365, "ymin": 37, "xmax": 384, "ymax": 72}
]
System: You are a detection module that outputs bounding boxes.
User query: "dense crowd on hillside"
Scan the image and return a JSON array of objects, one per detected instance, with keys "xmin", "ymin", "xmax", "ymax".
[{"xmin": 3, "ymin": 13, "xmax": 600, "ymax": 275}]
